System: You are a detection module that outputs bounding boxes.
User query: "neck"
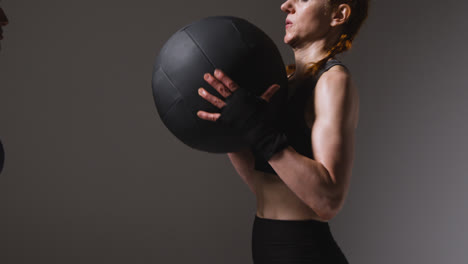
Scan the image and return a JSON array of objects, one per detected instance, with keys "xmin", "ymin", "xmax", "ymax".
[
  {"xmin": 291, "ymin": 40, "xmax": 329, "ymax": 81},
  {"xmin": 289, "ymin": 31, "xmax": 342, "ymax": 82}
]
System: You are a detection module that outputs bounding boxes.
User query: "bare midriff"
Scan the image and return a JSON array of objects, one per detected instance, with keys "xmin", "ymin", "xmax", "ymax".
[{"xmin": 253, "ymin": 171, "xmax": 326, "ymax": 222}]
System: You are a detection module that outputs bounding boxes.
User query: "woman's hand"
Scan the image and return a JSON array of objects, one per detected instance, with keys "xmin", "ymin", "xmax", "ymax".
[
  {"xmin": 196, "ymin": 69, "xmax": 280, "ymax": 122},
  {"xmin": 197, "ymin": 68, "xmax": 288, "ymax": 161}
]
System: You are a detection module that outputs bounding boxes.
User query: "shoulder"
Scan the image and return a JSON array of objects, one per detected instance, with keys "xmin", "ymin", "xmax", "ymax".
[
  {"xmin": 317, "ymin": 64, "xmax": 351, "ymax": 89},
  {"xmin": 314, "ymin": 64, "xmax": 359, "ymax": 127},
  {"xmin": 315, "ymin": 63, "xmax": 355, "ymax": 100}
]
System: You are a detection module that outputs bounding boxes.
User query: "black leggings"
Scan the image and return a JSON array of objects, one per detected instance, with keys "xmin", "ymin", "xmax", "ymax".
[{"xmin": 252, "ymin": 215, "xmax": 348, "ymax": 264}]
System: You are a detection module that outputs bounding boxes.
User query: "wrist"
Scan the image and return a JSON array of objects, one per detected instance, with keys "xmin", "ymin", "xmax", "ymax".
[{"xmin": 250, "ymin": 129, "xmax": 289, "ymax": 161}]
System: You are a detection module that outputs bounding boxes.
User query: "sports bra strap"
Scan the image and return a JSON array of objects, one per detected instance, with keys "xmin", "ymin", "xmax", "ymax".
[{"xmin": 315, "ymin": 58, "xmax": 349, "ymax": 80}]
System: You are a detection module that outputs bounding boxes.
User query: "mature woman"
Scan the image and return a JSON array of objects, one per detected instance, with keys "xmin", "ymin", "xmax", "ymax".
[{"xmin": 197, "ymin": 0, "xmax": 369, "ymax": 263}]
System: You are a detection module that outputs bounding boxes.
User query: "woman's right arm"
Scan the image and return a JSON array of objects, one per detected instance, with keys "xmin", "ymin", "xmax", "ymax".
[{"xmin": 227, "ymin": 148, "xmax": 258, "ymax": 195}]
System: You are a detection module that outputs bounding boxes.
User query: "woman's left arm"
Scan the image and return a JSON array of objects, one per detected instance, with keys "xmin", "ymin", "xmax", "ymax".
[{"xmin": 268, "ymin": 68, "xmax": 359, "ymax": 221}]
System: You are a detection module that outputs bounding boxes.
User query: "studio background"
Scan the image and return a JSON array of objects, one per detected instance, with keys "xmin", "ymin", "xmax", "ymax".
[{"xmin": 1, "ymin": 0, "xmax": 467, "ymax": 263}]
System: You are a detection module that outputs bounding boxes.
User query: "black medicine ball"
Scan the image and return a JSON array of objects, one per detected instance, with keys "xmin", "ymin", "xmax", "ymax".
[{"xmin": 152, "ymin": 16, "xmax": 288, "ymax": 153}]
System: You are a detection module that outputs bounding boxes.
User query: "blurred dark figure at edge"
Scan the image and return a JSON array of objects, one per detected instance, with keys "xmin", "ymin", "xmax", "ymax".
[{"xmin": 0, "ymin": 4, "xmax": 8, "ymax": 174}]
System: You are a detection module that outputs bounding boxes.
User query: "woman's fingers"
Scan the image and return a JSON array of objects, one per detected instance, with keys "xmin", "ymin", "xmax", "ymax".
[
  {"xmin": 197, "ymin": 87, "xmax": 224, "ymax": 122},
  {"xmin": 198, "ymin": 87, "xmax": 226, "ymax": 108},
  {"xmin": 204, "ymin": 72, "xmax": 232, "ymax": 98},
  {"xmin": 198, "ymin": 70, "xmax": 280, "ymax": 122},
  {"xmin": 206, "ymin": 69, "xmax": 278, "ymax": 102},
  {"xmin": 213, "ymin": 69, "xmax": 240, "ymax": 93},
  {"xmin": 197, "ymin": 110, "xmax": 221, "ymax": 122},
  {"xmin": 261, "ymin": 84, "xmax": 280, "ymax": 102}
]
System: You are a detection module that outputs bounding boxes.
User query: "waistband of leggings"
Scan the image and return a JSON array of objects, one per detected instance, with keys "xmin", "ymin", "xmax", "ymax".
[{"xmin": 255, "ymin": 214, "xmax": 329, "ymax": 225}]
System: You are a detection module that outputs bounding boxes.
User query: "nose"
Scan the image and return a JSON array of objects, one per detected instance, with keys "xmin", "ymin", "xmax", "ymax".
[{"xmin": 280, "ymin": 0, "xmax": 295, "ymax": 14}]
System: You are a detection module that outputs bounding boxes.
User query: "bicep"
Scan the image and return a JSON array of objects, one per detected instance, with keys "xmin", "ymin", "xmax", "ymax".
[{"xmin": 311, "ymin": 70, "xmax": 358, "ymax": 191}]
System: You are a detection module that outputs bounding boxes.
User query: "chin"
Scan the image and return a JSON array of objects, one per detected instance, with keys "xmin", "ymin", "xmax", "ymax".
[{"xmin": 284, "ymin": 36, "xmax": 296, "ymax": 47}]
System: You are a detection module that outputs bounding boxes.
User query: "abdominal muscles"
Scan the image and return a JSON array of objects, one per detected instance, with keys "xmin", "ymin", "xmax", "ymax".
[{"xmin": 253, "ymin": 171, "xmax": 323, "ymax": 221}]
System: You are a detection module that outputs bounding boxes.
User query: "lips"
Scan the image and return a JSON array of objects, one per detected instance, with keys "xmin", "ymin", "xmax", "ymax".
[{"xmin": 285, "ymin": 19, "xmax": 293, "ymax": 25}]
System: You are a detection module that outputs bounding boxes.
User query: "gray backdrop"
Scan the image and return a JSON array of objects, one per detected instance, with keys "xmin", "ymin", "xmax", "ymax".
[{"xmin": 1, "ymin": 0, "xmax": 467, "ymax": 263}]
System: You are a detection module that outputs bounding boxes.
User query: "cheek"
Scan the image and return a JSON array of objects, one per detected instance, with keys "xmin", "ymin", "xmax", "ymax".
[
  {"xmin": 301, "ymin": 12, "xmax": 330, "ymax": 36},
  {"xmin": 296, "ymin": 19, "xmax": 320, "ymax": 37},
  {"xmin": 302, "ymin": 4, "xmax": 329, "ymax": 28}
]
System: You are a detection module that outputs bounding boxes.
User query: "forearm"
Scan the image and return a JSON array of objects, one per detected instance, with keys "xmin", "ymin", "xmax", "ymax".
[
  {"xmin": 227, "ymin": 148, "xmax": 257, "ymax": 195},
  {"xmin": 268, "ymin": 146, "xmax": 342, "ymax": 220}
]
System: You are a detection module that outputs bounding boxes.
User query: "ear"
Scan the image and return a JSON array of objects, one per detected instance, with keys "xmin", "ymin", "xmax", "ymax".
[{"xmin": 330, "ymin": 4, "xmax": 351, "ymax": 27}]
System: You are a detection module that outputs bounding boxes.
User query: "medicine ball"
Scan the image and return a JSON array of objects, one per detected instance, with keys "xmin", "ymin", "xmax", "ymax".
[{"xmin": 152, "ymin": 16, "xmax": 287, "ymax": 153}]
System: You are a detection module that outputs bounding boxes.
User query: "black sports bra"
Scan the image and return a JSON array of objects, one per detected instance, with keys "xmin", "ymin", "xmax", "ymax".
[{"xmin": 253, "ymin": 58, "xmax": 349, "ymax": 174}]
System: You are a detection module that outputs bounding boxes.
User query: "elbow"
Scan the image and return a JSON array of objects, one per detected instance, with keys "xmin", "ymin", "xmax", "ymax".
[
  {"xmin": 315, "ymin": 206, "xmax": 338, "ymax": 221},
  {"xmin": 313, "ymin": 195, "xmax": 344, "ymax": 221},
  {"xmin": 308, "ymin": 170, "xmax": 349, "ymax": 221}
]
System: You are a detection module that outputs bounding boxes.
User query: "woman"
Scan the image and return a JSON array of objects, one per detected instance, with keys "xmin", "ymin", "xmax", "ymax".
[{"xmin": 197, "ymin": 0, "xmax": 369, "ymax": 263}]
